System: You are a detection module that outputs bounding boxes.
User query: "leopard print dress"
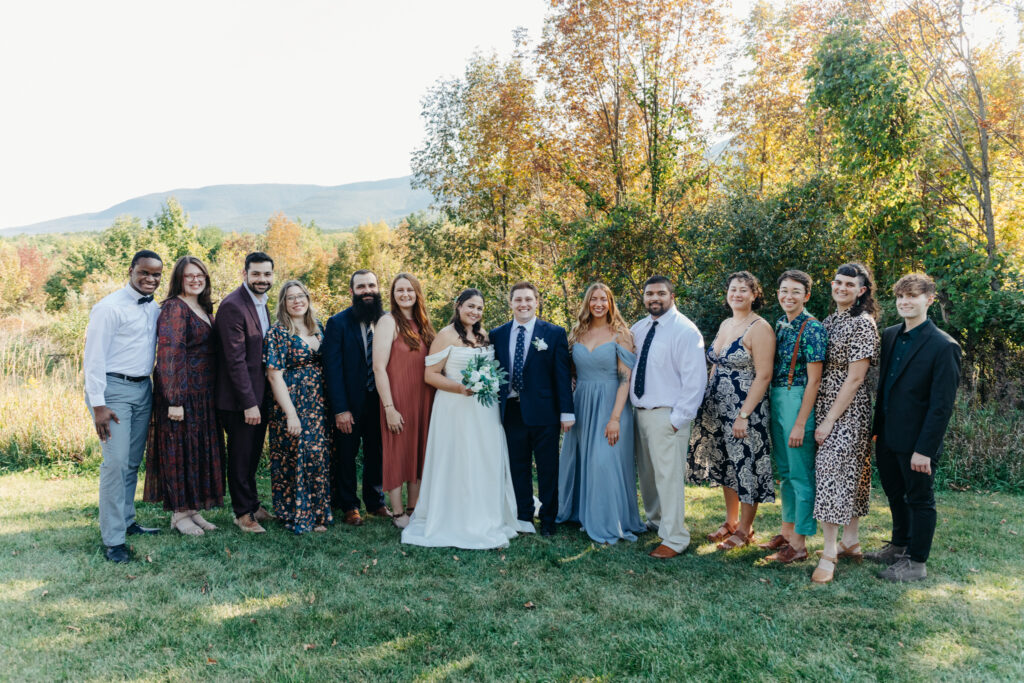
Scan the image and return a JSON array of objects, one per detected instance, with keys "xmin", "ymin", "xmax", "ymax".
[{"xmin": 813, "ymin": 310, "xmax": 879, "ymax": 525}]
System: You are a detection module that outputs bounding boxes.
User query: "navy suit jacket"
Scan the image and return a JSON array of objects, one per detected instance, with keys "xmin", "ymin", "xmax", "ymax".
[
  {"xmin": 323, "ymin": 307, "xmax": 372, "ymax": 418},
  {"xmin": 872, "ymin": 319, "xmax": 962, "ymax": 461},
  {"xmin": 490, "ymin": 318, "xmax": 573, "ymax": 426}
]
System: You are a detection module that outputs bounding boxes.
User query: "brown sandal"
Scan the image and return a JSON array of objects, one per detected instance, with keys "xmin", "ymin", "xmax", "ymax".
[
  {"xmin": 758, "ymin": 534, "xmax": 788, "ymax": 551},
  {"xmin": 767, "ymin": 545, "xmax": 808, "ymax": 564},
  {"xmin": 816, "ymin": 542, "xmax": 864, "ymax": 563},
  {"xmin": 716, "ymin": 528, "xmax": 753, "ymax": 551},
  {"xmin": 707, "ymin": 522, "xmax": 738, "ymax": 543},
  {"xmin": 811, "ymin": 555, "xmax": 837, "ymax": 583}
]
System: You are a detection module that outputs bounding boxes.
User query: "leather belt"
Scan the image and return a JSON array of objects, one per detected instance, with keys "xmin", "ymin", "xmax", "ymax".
[{"xmin": 106, "ymin": 372, "xmax": 149, "ymax": 382}]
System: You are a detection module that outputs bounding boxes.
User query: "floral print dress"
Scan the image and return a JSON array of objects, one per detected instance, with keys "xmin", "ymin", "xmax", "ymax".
[
  {"xmin": 688, "ymin": 323, "xmax": 774, "ymax": 504},
  {"xmin": 263, "ymin": 323, "xmax": 333, "ymax": 534}
]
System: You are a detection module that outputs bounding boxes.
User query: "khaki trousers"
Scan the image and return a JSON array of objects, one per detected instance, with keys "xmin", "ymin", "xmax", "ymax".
[{"xmin": 635, "ymin": 407, "xmax": 691, "ymax": 552}]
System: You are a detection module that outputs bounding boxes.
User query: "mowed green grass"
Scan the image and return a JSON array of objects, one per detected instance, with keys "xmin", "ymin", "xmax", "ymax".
[{"xmin": 0, "ymin": 472, "xmax": 1021, "ymax": 682}]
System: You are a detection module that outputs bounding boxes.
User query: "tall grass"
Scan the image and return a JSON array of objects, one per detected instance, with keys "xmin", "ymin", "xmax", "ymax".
[
  {"xmin": 0, "ymin": 315, "xmax": 99, "ymax": 472},
  {"xmin": 940, "ymin": 399, "xmax": 1024, "ymax": 492}
]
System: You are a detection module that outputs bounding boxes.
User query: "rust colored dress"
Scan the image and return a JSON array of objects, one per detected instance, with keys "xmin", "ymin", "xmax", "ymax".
[
  {"xmin": 381, "ymin": 320, "xmax": 435, "ymax": 490},
  {"xmin": 144, "ymin": 298, "xmax": 225, "ymax": 511}
]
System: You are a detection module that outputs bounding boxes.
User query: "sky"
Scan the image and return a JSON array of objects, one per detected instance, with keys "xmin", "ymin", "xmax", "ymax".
[{"xmin": 0, "ymin": 0, "xmax": 556, "ymax": 229}]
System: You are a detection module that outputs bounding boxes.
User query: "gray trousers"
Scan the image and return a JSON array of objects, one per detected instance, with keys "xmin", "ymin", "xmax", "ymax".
[{"xmin": 89, "ymin": 377, "xmax": 152, "ymax": 547}]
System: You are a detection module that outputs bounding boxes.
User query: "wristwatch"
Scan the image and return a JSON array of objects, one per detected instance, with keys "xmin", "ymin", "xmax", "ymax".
[{"xmin": 738, "ymin": 410, "xmax": 750, "ymax": 419}]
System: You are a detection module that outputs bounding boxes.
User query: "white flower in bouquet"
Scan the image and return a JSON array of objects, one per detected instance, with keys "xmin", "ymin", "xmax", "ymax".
[{"xmin": 461, "ymin": 353, "xmax": 507, "ymax": 407}]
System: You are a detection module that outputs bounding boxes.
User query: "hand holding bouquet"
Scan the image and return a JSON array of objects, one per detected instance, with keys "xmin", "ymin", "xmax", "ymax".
[{"xmin": 461, "ymin": 354, "xmax": 507, "ymax": 408}]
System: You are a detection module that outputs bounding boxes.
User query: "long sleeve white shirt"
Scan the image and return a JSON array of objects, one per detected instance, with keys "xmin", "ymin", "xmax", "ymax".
[
  {"xmin": 629, "ymin": 306, "xmax": 708, "ymax": 430},
  {"xmin": 83, "ymin": 285, "xmax": 161, "ymax": 407}
]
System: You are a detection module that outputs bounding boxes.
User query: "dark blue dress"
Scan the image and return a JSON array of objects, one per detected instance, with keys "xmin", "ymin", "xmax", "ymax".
[
  {"xmin": 263, "ymin": 324, "xmax": 333, "ymax": 534},
  {"xmin": 557, "ymin": 342, "xmax": 645, "ymax": 543},
  {"xmin": 688, "ymin": 331, "xmax": 774, "ymax": 505}
]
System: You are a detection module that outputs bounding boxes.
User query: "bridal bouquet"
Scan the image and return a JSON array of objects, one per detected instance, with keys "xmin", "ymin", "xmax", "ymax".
[{"xmin": 461, "ymin": 354, "xmax": 507, "ymax": 408}]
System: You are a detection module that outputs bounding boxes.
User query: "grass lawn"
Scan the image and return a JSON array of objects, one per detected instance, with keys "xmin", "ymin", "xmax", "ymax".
[{"xmin": 1, "ymin": 472, "xmax": 1021, "ymax": 681}]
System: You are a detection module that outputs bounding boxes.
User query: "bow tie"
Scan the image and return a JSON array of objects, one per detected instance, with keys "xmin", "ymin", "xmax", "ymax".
[{"xmin": 137, "ymin": 295, "xmax": 154, "ymax": 305}]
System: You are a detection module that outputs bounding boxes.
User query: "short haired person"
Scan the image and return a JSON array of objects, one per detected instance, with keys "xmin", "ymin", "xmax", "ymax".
[
  {"xmin": 759, "ymin": 270, "xmax": 827, "ymax": 563},
  {"xmin": 491, "ymin": 282, "xmax": 574, "ymax": 536},
  {"xmin": 866, "ymin": 273, "xmax": 961, "ymax": 582},
  {"xmin": 214, "ymin": 252, "xmax": 276, "ymax": 533},
  {"xmin": 631, "ymin": 275, "xmax": 708, "ymax": 558},
  {"xmin": 322, "ymin": 270, "xmax": 389, "ymax": 525},
  {"xmin": 84, "ymin": 249, "xmax": 164, "ymax": 562}
]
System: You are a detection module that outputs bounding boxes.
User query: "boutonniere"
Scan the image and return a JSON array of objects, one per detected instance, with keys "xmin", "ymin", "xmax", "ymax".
[
  {"xmin": 776, "ymin": 320, "xmax": 793, "ymax": 331},
  {"xmin": 532, "ymin": 337, "xmax": 549, "ymax": 352}
]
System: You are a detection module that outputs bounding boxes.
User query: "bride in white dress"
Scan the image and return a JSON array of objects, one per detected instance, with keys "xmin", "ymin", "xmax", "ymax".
[{"xmin": 401, "ymin": 289, "xmax": 534, "ymax": 549}]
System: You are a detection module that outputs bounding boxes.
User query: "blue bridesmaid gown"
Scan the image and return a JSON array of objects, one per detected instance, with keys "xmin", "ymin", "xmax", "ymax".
[{"xmin": 557, "ymin": 342, "xmax": 646, "ymax": 544}]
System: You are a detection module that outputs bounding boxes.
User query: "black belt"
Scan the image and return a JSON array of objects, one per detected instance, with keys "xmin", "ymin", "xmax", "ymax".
[{"xmin": 106, "ymin": 372, "xmax": 149, "ymax": 382}]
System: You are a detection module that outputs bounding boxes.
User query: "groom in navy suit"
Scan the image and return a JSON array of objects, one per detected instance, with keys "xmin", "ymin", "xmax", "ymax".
[{"xmin": 491, "ymin": 282, "xmax": 574, "ymax": 536}]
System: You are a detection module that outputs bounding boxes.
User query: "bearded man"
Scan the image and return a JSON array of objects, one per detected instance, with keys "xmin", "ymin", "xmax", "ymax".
[{"xmin": 323, "ymin": 270, "xmax": 390, "ymax": 525}]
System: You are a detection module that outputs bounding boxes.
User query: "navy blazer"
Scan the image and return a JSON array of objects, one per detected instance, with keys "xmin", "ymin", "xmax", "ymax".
[
  {"xmin": 322, "ymin": 307, "xmax": 372, "ymax": 417},
  {"xmin": 872, "ymin": 319, "xmax": 962, "ymax": 460},
  {"xmin": 490, "ymin": 318, "xmax": 573, "ymax": 426}
]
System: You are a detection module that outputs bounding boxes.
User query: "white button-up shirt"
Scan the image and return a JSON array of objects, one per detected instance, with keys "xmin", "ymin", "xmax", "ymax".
[
  {"xmin": 246, "ymin": 286, "xmax": 270, "ymax": 336},
  {"xmin": 506, "ymin": 316, "xmax": 537, "ymax": 400},
  {"xmin": 629, "ymin": 306, "xmax": 708, "ymax": 430},
  {"xmin": 83, "ymin": 285, "xmax": 160, "ymax": 407}
]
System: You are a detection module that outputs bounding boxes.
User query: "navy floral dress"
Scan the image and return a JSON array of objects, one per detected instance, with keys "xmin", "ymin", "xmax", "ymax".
[
  {"xmin": 263, "ymin": 323, "xmax": 333, "ymax": 534},
  {"xmin": 688, "ymin": 323, "xmax": 774, "ymax": 505}
]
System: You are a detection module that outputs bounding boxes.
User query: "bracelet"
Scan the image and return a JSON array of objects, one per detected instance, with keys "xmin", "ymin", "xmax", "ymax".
[
  {"xmin": 609, "ymin": 417, "xmax": 621, "ymax": 422},
  {"xmin": 384, "ymin": 404, "xmax": 395, "ymax": 409}
]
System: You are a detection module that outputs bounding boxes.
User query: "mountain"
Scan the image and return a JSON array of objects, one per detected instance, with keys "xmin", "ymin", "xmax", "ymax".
[{"xmin": 2, "ymin": 176, "xmax": 434, "ymax": 235}]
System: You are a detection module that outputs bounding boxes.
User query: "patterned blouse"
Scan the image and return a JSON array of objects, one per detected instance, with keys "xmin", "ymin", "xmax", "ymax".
[{"xmin": 771, "ymin": 310, "xmax": 828, "ymax": 388}]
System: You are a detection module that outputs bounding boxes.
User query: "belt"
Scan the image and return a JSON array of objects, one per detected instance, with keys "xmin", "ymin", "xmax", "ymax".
[{"xmin": 106, "ymin": 372, "xmax": 149, "ymax": 382}]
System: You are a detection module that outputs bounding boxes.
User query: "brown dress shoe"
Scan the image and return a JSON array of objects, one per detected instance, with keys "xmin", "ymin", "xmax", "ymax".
[
  {"xmin": 367, "ymin": 506, "xmax": 392, "ymax": 518},
  {"xmin": 649, "ymin": 544, "xmax": 682, "ymax": 559},
  {"xmin": 343, "ymin": 509, "xmax": 364, "ymax": 526},
  {"xmin": 234, "ymin": 514, "xmax": 266, "ymax": 533},
  {"xmin": 253, "ymin": 506, "xmax": 275, "ymax": 522}
]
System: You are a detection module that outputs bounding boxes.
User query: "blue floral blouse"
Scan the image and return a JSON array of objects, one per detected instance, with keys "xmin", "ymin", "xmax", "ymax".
[{"xmin": 771, "ymin": 311, "xmax": 827, "ymax": 388}]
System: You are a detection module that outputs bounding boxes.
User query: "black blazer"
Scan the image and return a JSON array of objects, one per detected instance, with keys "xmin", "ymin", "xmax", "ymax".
[
  {"xmin": 322, "ymin": 307, "xmax": 372, "ymax": 417},
  {"xmin": 490, "ymin": 318, "xmax": 573, "ymax": 426},
  {"xmin": 872, "ymin": 319, "xmax": 962, "ymax": 460}
]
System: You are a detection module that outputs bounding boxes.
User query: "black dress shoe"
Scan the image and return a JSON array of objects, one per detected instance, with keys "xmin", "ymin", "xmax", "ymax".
[
  {"xmin": 126, "ymin": 522, "xmax": 160, "ymax": 536},
  {"xmin": 540, "ymin": 523, "xmax": 556, "ymax": 537},
  {"xmin": 104, "ymin": 544, "xmax": 131, "ymax": 563}
]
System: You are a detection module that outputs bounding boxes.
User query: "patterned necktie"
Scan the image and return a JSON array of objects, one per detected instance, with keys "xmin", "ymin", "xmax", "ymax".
[
  {"xmin": 511, "ymin": 325, "xmax": 526, "ymax": 393},
  {"xmin": 633, "ymin": 321, "xmax": 658, "ymax": 398},
  {"xmin": 365, "ymin": 325, "xmax": 376, "ymax": 392}
]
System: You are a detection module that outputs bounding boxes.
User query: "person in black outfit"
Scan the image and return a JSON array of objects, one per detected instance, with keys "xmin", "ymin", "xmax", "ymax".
[
  {"xmin": 866, "ymin": 272, "xmax": 961, "ymax": 582},
  {"xmin": 322, "ymin": 270, "xmax": 389, "ymax": 525}
]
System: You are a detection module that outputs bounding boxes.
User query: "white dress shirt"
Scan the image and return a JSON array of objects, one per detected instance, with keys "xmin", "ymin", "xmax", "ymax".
[
  {"xmin": 629, "ymin": 306, "xmax": 708, "ymax": 430},
  {"xmin": 83, "ymin": 285, "xmax": 161, "ymax": 407},
  {"xmin": 506, "ymin": 316, "xmax": 537, "ymax": 400},
  {"xmin": 246, "ymin": 286, "xmax": 270, "ymax": 336},
  {"xmin": 507, "ymin": 316, "xmax": 574, "ymax": 422}
]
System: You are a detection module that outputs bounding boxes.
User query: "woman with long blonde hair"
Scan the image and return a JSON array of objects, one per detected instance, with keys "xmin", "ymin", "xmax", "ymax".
[
  {"xmin": 263, "ymin": 280, "xmax": 333, "ymax": 534},
  {"xmin": 556, "ymin": 283, "xmax": 645, "ymax": 544}
]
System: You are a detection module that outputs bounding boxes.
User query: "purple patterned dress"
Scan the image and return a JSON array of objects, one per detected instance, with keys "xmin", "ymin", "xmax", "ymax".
[{"xmin": 144, "ymin": 297, "xmax": 225, "ymax": 511}]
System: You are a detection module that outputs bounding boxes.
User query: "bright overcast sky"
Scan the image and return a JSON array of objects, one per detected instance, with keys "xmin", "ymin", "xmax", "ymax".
[{"xmin": 0, "ymin": 0, "xmax": 558, "ymax": 228}]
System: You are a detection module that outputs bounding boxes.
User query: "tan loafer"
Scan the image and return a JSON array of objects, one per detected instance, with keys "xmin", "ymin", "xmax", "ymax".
[{"xmin": 234, "ymin": 513, "xmax": 266, "ymax": 533}]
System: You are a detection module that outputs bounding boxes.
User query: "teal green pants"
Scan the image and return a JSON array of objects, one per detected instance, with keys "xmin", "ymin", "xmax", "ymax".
[{"xmin": 770, "ymin": 386, "xmax": 817, "ymax": 537}]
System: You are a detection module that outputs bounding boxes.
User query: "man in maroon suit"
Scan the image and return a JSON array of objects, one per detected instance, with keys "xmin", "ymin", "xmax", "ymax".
[{"xmin": 215, "ymin": 252, "xmax": 275, "ymax": 532}]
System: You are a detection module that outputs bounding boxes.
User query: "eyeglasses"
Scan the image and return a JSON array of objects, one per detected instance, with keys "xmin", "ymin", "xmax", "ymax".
[
  {"xmin": 183, "ymin": 274, "xmax": 206, "ymax": 282},
  {"xmin": 285, "ymin": 294, "xmax": 308, "ymax": 303}
]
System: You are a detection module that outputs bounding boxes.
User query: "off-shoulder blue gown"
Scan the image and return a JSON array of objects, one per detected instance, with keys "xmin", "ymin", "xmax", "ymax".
[{"xmin": 557, "ymin": 342, "xmax": 645, "ymax": 544}]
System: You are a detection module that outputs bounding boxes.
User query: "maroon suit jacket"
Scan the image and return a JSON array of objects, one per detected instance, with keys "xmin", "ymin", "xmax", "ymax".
[{"xmin": 214, "ymin": 285, "xmax": 269, "ymax": 412}]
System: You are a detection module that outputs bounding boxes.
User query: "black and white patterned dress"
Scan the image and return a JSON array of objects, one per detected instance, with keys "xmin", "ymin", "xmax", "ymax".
[{"xmin": 688, "ymin": 325, "xmax": 774, "ymax": 505}]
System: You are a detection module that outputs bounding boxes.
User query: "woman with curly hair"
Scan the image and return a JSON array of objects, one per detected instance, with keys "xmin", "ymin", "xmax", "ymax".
[
  {"xmin": 689, "ymin": 271, "xmax": 776, "ymax": 551},
  {"xmin": 810, "ymin": 262, "xmax": 880, "ymax": 583},
  {"xmin": 556, "ymin": 282, "xmax": 646, "ymax": 544}
]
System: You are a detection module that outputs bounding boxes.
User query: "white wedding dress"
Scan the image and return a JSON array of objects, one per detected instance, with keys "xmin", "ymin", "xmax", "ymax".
[{"xmin": 401, "ymin": 345, "xmax": 534, "ymax": 549}]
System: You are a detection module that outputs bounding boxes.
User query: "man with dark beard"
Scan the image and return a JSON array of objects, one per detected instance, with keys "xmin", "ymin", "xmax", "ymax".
[{"xmin": 323, "ymin": 270, "xmax": 390, "ymax": 524}]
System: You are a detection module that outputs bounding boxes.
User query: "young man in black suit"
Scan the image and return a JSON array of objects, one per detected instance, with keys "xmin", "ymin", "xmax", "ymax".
[
  {"xmin": 866, "ymin": 273, "xmax": 961, "ymax": 582},
  {"xmin": 491, "ymin": 282, "xmax": 574, "ymax": 536}
]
